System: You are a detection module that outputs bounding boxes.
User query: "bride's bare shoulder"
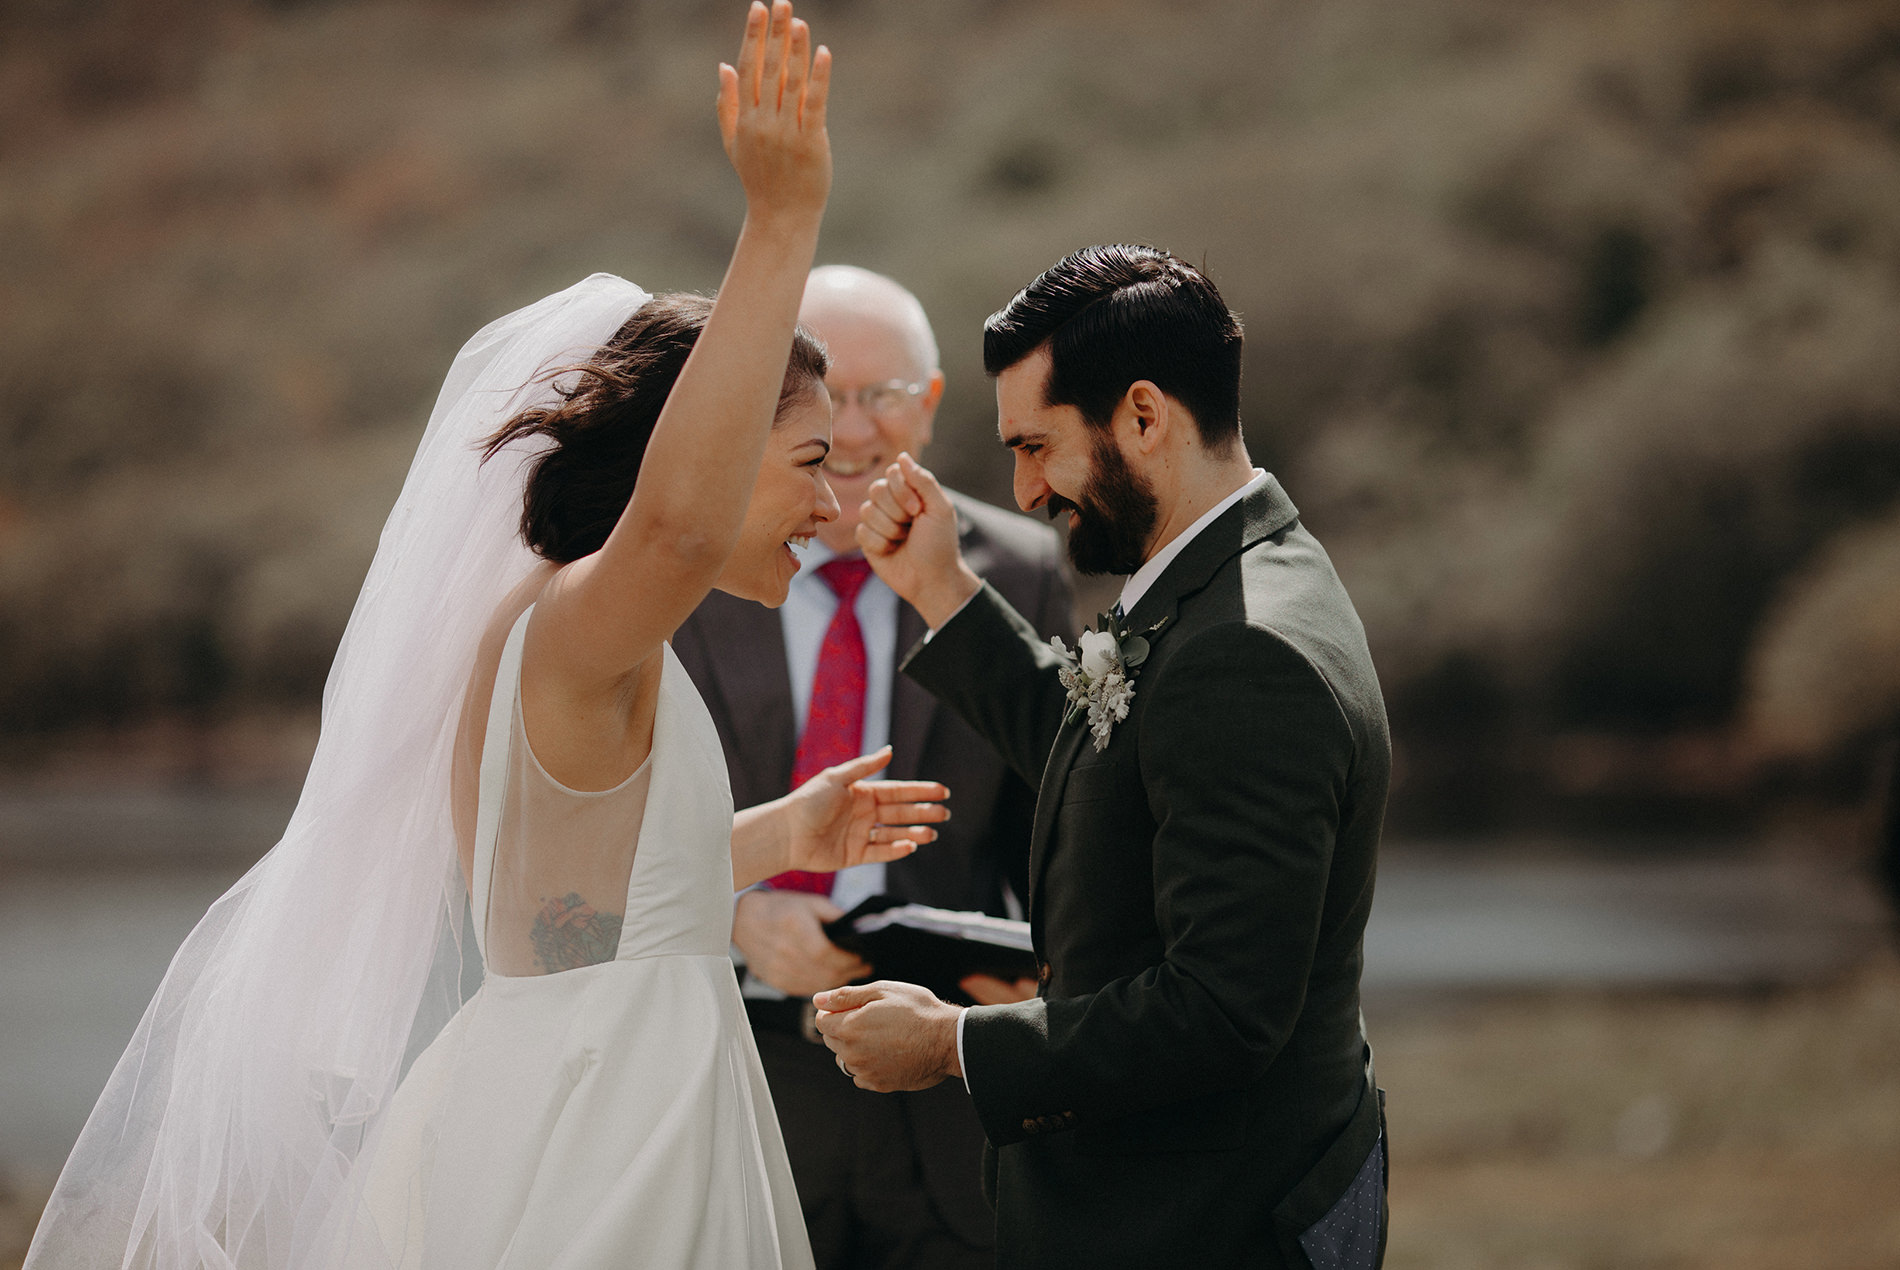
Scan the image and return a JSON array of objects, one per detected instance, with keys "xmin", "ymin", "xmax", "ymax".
[
  {"xmin": 462, "ymin": 563, "xmax": 559, "ymax": 732},
  {"xmin": 478, "ymin": 566, "xmax": 558, "ymax": 669},
  {"xmin": 452, "ymin": 563, "xmax": 558, "ymax": 866}
]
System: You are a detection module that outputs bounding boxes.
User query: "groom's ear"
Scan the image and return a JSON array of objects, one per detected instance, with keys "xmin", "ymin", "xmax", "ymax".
[{"xmin": 1121, "ymin": 380, "xmax": 1170, "ymax": 455}]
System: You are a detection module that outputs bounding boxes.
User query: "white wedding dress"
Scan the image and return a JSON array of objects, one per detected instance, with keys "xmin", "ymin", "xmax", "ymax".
[
  {"xmin": 24, "ymin": 276, "xmax": 809, "ymax": 1270},
  {"xmin": 334, "ymin": 607, "xmax": 813, "ymax": 1269}
]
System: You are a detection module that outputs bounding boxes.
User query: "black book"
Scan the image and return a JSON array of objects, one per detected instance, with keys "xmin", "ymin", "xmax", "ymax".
[{"xmin": 823, "ymin": 895, "xmax": 1037, "ymax": 1003}]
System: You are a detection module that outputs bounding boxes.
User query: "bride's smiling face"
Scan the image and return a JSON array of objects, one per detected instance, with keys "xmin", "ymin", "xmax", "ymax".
[{"xmin": 716, "ymin": 388, "xmax": 841, "ymax": 607}]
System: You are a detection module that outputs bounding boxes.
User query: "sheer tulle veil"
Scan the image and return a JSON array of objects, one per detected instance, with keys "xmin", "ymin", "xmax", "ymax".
[{"xmin": 26, "ymin": 273, "xmax": 651, "ymax": 1270}]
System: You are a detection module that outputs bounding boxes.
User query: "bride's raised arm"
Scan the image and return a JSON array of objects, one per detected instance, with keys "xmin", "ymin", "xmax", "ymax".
[{"xmin": 532, "ymin": 0, "xmax": 830, "ymax": 690}]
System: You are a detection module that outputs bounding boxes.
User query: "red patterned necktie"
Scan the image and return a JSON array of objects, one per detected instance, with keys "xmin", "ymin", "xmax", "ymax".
[{"xmin": 768, "ymin": 556, "xmax": 876, "ymax": 895}]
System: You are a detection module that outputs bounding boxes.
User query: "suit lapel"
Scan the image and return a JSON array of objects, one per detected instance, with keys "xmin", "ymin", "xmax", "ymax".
[
  {"xmin": 1026, "ymin": 476, "xmax": 1302, "ymax": 924},
  {"xmin": 685, "ymin": 589, "xmax": 797, "ymax": 797},
  {"xmin": 1025, "ymin": 709, "xmax": 1090, "ymax": 929}
]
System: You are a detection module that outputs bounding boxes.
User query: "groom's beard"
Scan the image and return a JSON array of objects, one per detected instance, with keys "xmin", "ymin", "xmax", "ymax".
[{"xmin": 1049, "ymin": 433, "xmax": 1160, "ymax": 576}]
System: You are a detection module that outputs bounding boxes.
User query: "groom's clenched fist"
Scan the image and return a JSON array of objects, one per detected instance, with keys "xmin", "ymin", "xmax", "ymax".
[
  {"xmin": 856, "ymin": 453, "xmax": 982, "ymax": 630},
  {"xmin": 811, "ymin": 980, "xmax": 963, "ymax": 1092}
]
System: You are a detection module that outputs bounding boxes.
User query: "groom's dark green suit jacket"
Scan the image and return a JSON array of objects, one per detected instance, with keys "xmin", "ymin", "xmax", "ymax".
[{"xmin": 902, "ymin": 475, "xmax": 1390, "ymax": 1268}]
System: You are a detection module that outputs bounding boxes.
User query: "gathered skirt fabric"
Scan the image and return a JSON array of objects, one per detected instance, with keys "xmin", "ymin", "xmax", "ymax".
[{"xmin": 342, "ymin": 953, "xmax": 811, "ymax": 1269}]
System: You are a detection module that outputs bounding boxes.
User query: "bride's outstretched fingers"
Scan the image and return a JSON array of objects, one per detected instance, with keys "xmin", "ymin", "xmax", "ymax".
[
  {"xmin": 778, "ymin": 747, "xmax": 947, "ymax": 873},
  {"xmin": 779, "ymin": 10, "xmax": 810, "ymax": 110},
  {"xmin": 713, "ymin": 3, "xmax": 761, "ymax": 149},
  {"xmin": 799, "ymin": 28, "xmax": 830, "ymax": 128},
  {"xmin": 717, "ymin": 0, "xmax": 831, "ymax": 218},
  {"xmin": 759, "ymin": 1, "xmax": 789, "ymax": 105},
  {"xmin": 825, "ymin": 747, "xmax": 892, "ymax": 785}
]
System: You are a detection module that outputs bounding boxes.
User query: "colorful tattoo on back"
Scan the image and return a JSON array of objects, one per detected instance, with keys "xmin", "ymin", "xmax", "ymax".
[{"xmin": 530, "ymin": 892, "xmax": 623, "ymax": 973}]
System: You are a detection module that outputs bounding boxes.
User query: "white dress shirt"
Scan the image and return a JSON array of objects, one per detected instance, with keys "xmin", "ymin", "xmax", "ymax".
[
  {"xmin": 1115, "ymin": 469, "xmax": 1267, "ymax": 616},
  {"xmin": 742, "ymin": 539, "xmax": 899, "ymax": 1000},
  {"xmin": 953, "ymin": 468, "xmax": 1268, "ymax": 1084}
]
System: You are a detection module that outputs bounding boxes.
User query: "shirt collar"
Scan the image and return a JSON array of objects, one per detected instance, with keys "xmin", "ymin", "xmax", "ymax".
[{"xmin": 1116, "ymin": 469, "xmax": 1268, "ymax": 616}]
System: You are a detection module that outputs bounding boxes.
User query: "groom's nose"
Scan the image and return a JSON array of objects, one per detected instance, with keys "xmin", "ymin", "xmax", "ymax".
[{"xmin": 1012, "ymin": 452, "xmax": 1050, "ymax": 514}]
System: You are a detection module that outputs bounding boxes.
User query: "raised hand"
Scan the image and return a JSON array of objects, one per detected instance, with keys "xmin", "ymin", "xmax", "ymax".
[
  {"xmin": 856, "ymin": 452, "xmax": 983, "ymax": 630},
  {"xmin": 717, "ymin": 0, "xmax": 831, "ymax": 224},
  {"xmin": 782, "ymin": 746, "xmax": 951, "ymax": 874},
  {"xmin": 524, "ymin": 0, "xmax": 834, "ymax": 706}
]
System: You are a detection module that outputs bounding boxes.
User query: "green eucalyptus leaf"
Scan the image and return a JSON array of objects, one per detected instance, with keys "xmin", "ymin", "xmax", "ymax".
[{"xmin": 1121, "ymin": 636, "xmax": 1149, "ymax": 666}]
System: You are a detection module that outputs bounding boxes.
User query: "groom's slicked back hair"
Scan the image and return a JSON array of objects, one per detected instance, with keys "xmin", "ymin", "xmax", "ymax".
[
  {"xmin": 983, "ymin": 244, "xmax": 1243, "ymax": 449},
  {"xmin": 484, "ymin": 293, "xmax": 828, "ymax": 564}
]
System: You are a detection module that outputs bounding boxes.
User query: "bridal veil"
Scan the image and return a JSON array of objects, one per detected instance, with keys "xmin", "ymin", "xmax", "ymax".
[{"xmin": 27, "ymin": 273, "xmax": 651, "ymax": 1270}]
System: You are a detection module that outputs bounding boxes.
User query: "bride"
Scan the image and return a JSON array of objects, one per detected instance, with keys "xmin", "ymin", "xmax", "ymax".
[{"xmin": 26, "ymin": 4, "xmax": 944, "ymax": 1267}]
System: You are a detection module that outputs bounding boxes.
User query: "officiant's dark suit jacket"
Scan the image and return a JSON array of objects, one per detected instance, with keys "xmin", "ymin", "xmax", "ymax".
[
  {"xmin": 904, "ymin": 475, "xmax": 1390, "ymax": 1269},
  {"xmin": 674, "ymin": 491, "xmax": 1073, "ymax": 1262}
]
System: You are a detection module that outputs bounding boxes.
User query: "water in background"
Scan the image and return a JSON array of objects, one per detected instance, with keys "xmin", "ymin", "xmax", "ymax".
[{"xmin": 0, "ymin": 787, "xmax": 1887, "ymax": 1171}]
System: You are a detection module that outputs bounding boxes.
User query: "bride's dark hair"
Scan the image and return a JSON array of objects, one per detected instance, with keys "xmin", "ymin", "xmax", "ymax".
[{"xmin": 484, "ymin": 292, "xmax": 829, "ymax": 564}]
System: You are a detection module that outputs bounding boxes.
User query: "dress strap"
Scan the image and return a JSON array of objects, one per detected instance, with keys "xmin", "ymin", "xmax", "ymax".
[{"xmin": 469, "ymin": 605, "xmax": 533, "ymax": 961}]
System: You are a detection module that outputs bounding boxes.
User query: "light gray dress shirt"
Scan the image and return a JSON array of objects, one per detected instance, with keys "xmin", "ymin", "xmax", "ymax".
[{"xmin": 741, "ymin": 539, "xmax": 900, "ymax": 1000}]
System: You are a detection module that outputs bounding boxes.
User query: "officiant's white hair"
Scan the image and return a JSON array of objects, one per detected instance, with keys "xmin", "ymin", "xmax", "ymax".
[{"xmin": 803, "ymin": 264, "xmax": 940, "ymax": 377}]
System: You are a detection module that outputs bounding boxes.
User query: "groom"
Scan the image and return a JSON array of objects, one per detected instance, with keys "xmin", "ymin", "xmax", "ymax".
[{"xmin": 813, "ymin": 245, "xmax": 1390, "ymax": 1268}]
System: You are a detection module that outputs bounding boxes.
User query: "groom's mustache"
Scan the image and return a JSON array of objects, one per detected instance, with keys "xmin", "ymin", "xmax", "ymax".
[{"xmin": 1045, "ymin": 493, "xmax": 1081, "ymax": 522}]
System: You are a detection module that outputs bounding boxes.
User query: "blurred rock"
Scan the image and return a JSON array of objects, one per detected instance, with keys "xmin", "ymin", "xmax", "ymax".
[{"xmin": 1745, "ymin": 509, "xmax": 1900, "ymax": 759}]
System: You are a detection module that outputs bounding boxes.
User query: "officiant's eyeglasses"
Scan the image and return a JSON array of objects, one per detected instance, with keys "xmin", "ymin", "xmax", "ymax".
[{"xmin": 826, "ymin": 379, "xmax": 927, "ymax": 419}]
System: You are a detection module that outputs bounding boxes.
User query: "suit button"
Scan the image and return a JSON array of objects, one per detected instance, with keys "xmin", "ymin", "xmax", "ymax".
[
  {"xmin": 1037, "ymin": 962, "xmax": 1052, "ymax": 988},
  {"xmin": 1020, "ymin": 1117, "xmax": 1040, "ymax": 1136}
]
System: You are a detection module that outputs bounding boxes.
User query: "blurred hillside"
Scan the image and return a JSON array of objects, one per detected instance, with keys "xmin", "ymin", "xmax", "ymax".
[{"xmin": 3, "ymin": 0, "xmax": 1898, "ymax": 834}]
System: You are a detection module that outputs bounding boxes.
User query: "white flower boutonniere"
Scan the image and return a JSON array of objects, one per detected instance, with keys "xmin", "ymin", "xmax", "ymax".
[{"xmin": 1050, "ymin": 610, "xmax": 1170, "ymax": 753}]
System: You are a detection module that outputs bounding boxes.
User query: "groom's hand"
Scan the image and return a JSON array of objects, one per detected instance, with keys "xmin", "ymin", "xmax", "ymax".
[
  {"xmin": 856, "ymin": 453, "xmax": 981, "ymax": 631},
  {"xmin": 812, "ymin": 980, "xmax": 962, "ymax": 1092}
]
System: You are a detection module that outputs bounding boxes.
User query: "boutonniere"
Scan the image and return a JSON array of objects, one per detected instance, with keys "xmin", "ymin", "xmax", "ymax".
[{"xmin": 1049, "ymin": 610, "xmax": 1169, "ymax": 753}]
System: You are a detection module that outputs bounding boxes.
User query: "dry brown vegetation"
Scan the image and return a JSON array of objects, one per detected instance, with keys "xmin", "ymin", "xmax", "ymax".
[
  {"xmin": 1380, "ymin": 949, "xmax": 1900, "ymax": 1266},
  {"xmin": 3, "ymin": 0, "xmax": 1899, "ymax": 829}
]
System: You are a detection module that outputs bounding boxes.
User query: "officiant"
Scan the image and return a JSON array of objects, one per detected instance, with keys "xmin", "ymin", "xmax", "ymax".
[{"xmin": 675, "ymin": 265, "xmax": 1074, "ymax": 1269}]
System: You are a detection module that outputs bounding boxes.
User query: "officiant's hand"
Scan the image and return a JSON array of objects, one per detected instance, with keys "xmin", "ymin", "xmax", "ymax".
[
  {"xmin": 733, "ymin": 891, "xmax": 869, "ymax": 997},
  {"xmin": 857, "ymin": 453, "xmax": 982, "ymax": 630},
  {"xmin": 959, "ymin": 972, "xmax": 1040, "ymax": 1005},
  {"xmin": 781, "ymin": 746, "xmax": 950, "ymax": 874},
  {"xmin": 812, "ymin": 980, "xmax": 962, "ymax": 1092}
]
